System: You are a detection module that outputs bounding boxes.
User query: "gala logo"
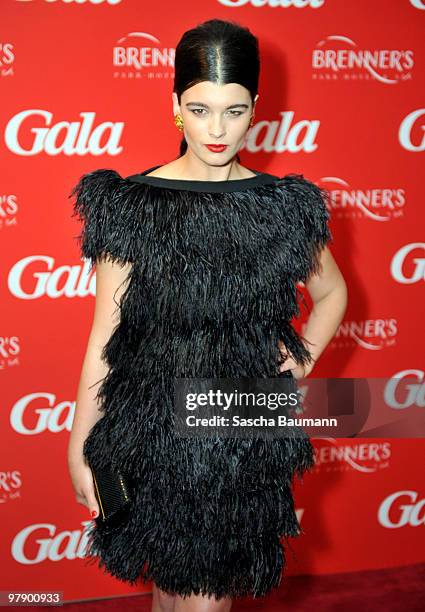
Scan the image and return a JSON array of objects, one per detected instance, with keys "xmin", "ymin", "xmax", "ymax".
[
  {"xmin": 10, "ymin": 393, "xmax": 75, "ymax": 435},
  {"xmin": 12, "ymin": 522, "xmax": 92, "ymax": 565},
  {"xmin": 390, "ymin": 243, "xmax": 425, "ymax": 284},
  {"xmin": 8, "ymin": 256, "xmax": 96, "ymax": 299},
  {"xmin": 378, "ymin": 490, "xmax": 425, "ymax": 528},
  {"xmin": 5, "ymin": 110, "xmax": 124, "ymax": 156},
  {"xmin": 244, "ymin": 111, "xmax": 320, "ymax": 153},
  {"xmin": 218, "ymin": 0, "xmax": 325, "ymax": 7},
  {"xmin": 399, "ymin": 109, "xmax": 425, "ymax": 152},
  {"xmin": 16, "ymin": 0, "xmax": 122, "ymax": 5}
]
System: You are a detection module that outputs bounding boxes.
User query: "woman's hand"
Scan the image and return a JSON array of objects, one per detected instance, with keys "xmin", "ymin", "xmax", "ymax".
[
  {"xmin": 277, "ymin": 339, "xmax": 314, "ymax": 379},
  {"xmin": 68, "ymin": 454, "xmax": 100, "ymax": 520}
]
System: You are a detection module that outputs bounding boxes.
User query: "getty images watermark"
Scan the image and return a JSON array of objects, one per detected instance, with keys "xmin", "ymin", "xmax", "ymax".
[{"xmin": 173, "ymin": 374, "xmax": 425, "ymax": 439}]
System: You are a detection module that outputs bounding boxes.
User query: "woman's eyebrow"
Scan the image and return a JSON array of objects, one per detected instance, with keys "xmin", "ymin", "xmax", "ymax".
[{"xmin": 185, "ymin": 102, "xmax": 249, "ymax": 110}]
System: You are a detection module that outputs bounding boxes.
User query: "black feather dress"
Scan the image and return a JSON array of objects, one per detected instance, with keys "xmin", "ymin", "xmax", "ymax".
[{"xmin": 69, "ymin": 165, "xmax": 333, "ymax": 600}]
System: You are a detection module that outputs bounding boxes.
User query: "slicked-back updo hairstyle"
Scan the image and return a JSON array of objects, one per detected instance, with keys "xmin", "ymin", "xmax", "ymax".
[{"xmin": 173, "ymin": 18, "xmax": 260, "ymax": 159}]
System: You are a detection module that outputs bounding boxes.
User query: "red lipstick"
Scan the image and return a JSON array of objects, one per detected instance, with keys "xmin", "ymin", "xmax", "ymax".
[{"xmin": 205, "ymin": 144, "xmax": 228, "ymax": 153}]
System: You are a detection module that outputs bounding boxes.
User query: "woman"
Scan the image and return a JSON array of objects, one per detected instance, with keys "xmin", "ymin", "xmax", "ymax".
[{"xmin": 67, "ymin": 18, "xmax": 347, "ymax": 612}]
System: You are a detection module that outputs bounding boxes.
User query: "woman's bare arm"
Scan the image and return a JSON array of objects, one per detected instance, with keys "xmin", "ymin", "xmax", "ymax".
[
  {"xmin": 279, "ymin": 246, "xmax": 348, "ymax": 376},
  {"xmin": 300, "ymin": 246, "xmax": 347, "ymax": 368},
  {"xmin": 68, "ymin": 259, "xmax": 133, "ymax": 467}
]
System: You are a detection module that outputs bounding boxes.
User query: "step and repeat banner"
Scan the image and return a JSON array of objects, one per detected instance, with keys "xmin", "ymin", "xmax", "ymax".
[{"xmin": 2, "ymin": 0, "xmax": 424, "ymax": 604}]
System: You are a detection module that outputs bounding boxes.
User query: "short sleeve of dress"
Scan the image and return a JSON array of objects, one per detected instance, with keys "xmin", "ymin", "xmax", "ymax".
[
  {"xmin": 69, "ymin": 168, "xmax": 136, "ymax": 270},
  {"xmin": 280, "ymin": 173, "xmax": 333, "ymax": 282}
]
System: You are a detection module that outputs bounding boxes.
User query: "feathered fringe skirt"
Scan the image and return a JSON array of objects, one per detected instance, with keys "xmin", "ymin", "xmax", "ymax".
[{"xmin": 82, "ymin": 426, "xmax": 315, "ymax": 600}]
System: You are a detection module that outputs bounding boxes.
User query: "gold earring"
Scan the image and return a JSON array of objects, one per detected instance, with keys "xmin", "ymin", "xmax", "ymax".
[{"xmin": 174, "ymin": 114, "xmax": 184, "ymax": 131}]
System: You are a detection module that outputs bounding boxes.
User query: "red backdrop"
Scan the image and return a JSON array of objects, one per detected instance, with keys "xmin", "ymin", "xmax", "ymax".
[{"xmin": 1, "ymin": 0, "xmax": 424, "ymax": 603}]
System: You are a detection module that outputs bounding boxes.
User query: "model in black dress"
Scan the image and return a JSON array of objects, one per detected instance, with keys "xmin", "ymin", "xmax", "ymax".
[
  {"xmin": 68, "ymin": 17, "xmax": 345, "ymax": 612},
  {"xmin": 70, "ymin": 162, "xmax": 332, "ymax": 599}
]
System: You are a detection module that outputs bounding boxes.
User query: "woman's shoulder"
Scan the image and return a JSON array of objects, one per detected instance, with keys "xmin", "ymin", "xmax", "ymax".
[
  {"xmin": 69, "ymin": 168, "xmax": 132, "ymax": 231},
  {"xmin": 69, "ymin": 167, "xmax": 153, "ymax": 214},
  {"xmin": 69, "ymin": 168, "xmax": 145, "ymax": 269},
  {"xmin": 69, "ymin": 168, "xmax": 126, "ymax": 204}
]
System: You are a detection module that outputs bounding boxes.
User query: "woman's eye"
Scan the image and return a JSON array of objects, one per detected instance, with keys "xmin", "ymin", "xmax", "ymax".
[{"xmin": 190, "ymin": 109, "xmax": 243, "ymax": 117}]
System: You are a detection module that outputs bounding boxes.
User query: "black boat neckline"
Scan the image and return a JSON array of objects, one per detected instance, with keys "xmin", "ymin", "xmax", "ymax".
[{"xmin": 126, "ymin": 165, "xmax": 281, "ymax": 193}]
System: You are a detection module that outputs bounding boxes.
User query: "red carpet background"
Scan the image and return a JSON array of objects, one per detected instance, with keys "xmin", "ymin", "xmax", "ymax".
[{"xmin": 1, "ymin": 0, "xmax": 424, "ymax": 605}]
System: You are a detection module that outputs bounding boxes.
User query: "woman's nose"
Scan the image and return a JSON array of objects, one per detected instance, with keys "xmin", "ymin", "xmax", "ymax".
[{"xmin": 208, "ymin": 117, "xmax": 225, "ymax": 139}]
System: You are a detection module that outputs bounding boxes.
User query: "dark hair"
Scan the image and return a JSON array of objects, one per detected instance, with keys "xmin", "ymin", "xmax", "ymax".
[{"xmin": 173, "ymin": 18, "xmax": 260, "ymax": 160}]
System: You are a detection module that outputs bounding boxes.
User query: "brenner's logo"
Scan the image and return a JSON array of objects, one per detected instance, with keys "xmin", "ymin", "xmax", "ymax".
[
  {"xmin": 312, "ymin": 35, "xmax": 414, "ymax": 83},
  {"xmin": 313, "ymin": 439, "xmax": 391, "ymax": 473},
  {"xmin": 319, "ymin": 177, "xmax": 405, "ymax": 221},
  {"xmin": 335, "ymin": 319, "xmax": 397, "ymax": 350},
  {"xmin": 0, "ymin": 42, "xmax": 14, "ymax": 76},
  {"xmin": 113, "ymin": 32, "xmax": 175, "ymax": 78}
]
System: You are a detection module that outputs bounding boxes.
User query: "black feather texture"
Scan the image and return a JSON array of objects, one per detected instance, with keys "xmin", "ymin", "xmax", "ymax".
[{"xmin": 69, "ymin": 168, "xmax": 332, "ymax": 599}]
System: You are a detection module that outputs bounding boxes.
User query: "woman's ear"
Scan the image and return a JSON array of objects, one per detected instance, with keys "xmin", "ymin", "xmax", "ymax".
[{"xmin": 172, "ymin": 92, "xmax": 180, "ymax": 116}]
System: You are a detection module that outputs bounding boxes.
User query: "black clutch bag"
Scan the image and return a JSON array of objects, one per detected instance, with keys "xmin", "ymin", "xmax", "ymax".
[{"xmin": 90, "ymin": 464, "xmax": 132, "ymax": 527}]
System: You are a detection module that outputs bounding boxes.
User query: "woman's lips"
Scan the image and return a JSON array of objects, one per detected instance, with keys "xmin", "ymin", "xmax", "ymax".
[{"xmin": 205, "ymin": 144, "xmax": 228, "ymax": 152}]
